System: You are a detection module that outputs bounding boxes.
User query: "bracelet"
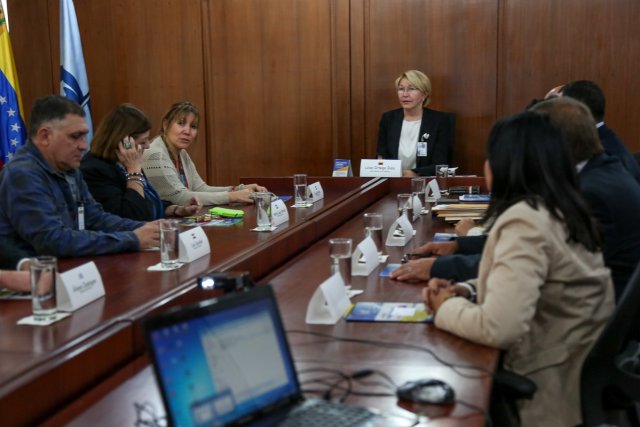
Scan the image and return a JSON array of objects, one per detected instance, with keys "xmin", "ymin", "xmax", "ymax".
[{"xmin": 125, "ymin": 171, "xmax": 144, "ymax": 178}]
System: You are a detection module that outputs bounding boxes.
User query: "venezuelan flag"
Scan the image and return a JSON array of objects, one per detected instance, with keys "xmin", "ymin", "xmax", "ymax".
[{"xmin": 0, "ymin": 4, "xmax": 27, "ymax": 168}]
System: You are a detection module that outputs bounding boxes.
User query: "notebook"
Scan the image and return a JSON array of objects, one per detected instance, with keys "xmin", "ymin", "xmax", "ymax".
[{"xmin": 143, "ymin": 285, "xmax": 393, "ymax": 427}]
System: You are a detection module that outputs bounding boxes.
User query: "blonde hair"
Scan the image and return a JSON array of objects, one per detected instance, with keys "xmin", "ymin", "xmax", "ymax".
[{"xmin": 395, "ymin": 70, "xmax": 432, "ymax": 107}]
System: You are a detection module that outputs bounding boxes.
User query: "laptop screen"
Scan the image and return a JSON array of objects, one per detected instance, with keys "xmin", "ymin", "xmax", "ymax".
[{"xmin": 144, "ymin": 286, "xmax": 301, "ymax": 427}]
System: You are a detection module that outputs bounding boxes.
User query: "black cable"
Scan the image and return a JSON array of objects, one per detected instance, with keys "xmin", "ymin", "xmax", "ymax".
[
  {"xmin": 299, "ymin": 365, "xmax": 487, "ymax": 422},
  {"xmin": 288, "ymin": 330, "xmax": 493, "ymax": 422},
  {"xmin": 309, "ymin": 382, "xmax": 486, "ymax": 420},
  {"xmin": 287, "ymin": 329, "xmax": 493, "ymax": 379},
  {"xmin": 298, "ymin": 367, "xmax": 396, "ymax": 402},
  {"xmin": 298, "ymin": 367, "xmax": 352, "ymax": 402},
  {"xmin": 356, "ymin": 369, "xmax": 398, "ymax": 389},
  {"xmin": 298, "ymin": 367, "xmax": 349, "ymax": 376}
]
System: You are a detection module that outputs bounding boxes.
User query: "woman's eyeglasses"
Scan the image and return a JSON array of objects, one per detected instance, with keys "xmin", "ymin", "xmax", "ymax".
[{"xmin": 397, "ymin": 86, "xmax": 420, "ymax": 94}]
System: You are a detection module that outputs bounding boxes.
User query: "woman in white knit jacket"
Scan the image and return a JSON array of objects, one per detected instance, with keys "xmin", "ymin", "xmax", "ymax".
[{"xmin": 142, "ymin": 101, "xmax": 266, "ymax": 206}]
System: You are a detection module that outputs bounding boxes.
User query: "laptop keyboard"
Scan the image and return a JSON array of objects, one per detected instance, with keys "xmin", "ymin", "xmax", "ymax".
[{"xmin": 280, "ymin": 400, "xmax": 376, "ymax": 427}]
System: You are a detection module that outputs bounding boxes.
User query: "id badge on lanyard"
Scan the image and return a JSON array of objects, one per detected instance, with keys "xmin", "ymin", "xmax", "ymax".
[
  {"xmin": 78, "ymin": 202, "xmax": 85, "ymax": 231},
  {"xmin": 417, "ymin": 141, "xmax": 427, "ymax": 157}
]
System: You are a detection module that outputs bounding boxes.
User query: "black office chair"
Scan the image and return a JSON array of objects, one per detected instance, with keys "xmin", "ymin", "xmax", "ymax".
[
  {"xmin": 581, "ymin": 262, "xmax": 640, "ymax": 427},
  {"xmin": 489, "ymin": 366, "xmax": 536, "ymax": 426}
]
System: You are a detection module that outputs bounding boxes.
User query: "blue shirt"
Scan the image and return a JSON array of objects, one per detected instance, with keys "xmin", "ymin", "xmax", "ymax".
[{"xmin": 0, "ymin": 141, "xmax": 144, "ymax": 257}]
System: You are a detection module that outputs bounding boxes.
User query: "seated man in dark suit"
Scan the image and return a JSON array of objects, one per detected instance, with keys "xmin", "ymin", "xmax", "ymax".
[
  {"xmin": 561, "ymin": 80, "xmax": 640, "ymax": 184},
  {"xmin": 392, "ymin": 97, "xmax": 640, "ymax": 301}
]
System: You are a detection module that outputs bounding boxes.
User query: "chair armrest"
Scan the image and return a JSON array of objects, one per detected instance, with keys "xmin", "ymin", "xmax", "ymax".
[{"xmin": 494, "ymin": 369, "xmax": 537, "ymax": 400}]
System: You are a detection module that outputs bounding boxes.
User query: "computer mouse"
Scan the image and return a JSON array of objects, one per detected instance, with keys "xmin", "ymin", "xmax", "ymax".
[{"xmin": 396, "ymin": 379, "xmax": 455, "ymax": 404}]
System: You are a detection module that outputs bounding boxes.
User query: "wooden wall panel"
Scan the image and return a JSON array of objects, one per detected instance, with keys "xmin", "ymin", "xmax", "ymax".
[
  {"xmin": 75, "ymin": 0, "xmax": 208, "ymax": 176},
  {"xmin": 364, "ymin": 0, "xmax": 498, "ymax": 175},
  {"xmin": 9, "ymin": 0, "xmax": 209, "ymax": 177},
  {"xmin": 499, "ymin": 0, "xmax": 640, "ymax": 152},
  {"xmin": 206, "ymin": 0, "xmax": 337, "ymax": 184},
  {"xmin": 7, "ymin": 0, "xmax": 640, "ymax": 184},
  {"xmin": 7, "ymin": 0, "xmax": 56, "ymax": 122}
]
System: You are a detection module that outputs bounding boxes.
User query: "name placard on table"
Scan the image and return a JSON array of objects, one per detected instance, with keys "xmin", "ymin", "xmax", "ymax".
[
  {"xmin": 386, "ymin": 214, "xmax": 414, "ymax": 246},
  {"xmin": 360, "ymin": 159, "xmax": 402, "ymax": 177},
  {"xmin": 351, "ymin": 236, "xmax": 379, "ymax": 276},
  {"xmin": 271, "ymin": 199, "xmax": 289, "ymax": 226},
  {"xmin": 179, "ymin": 226, "xmax": 211, "ymax": 263},
  {"xmin": 305, "ymin": 272, "xmax": 352, "ymax": 325},
  {"xmin": 57, "ymin": 261, "xmax": 105, "ymax": 312},
  {"xmin": 306, "ymin": 182, "xmax": 324, "ymax": 202}
]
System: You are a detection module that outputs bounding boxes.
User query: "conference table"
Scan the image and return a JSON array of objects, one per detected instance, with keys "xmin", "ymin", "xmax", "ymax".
[{"xmin": 0, "ymin": 176, "xmax": 495, "ymax": 427}]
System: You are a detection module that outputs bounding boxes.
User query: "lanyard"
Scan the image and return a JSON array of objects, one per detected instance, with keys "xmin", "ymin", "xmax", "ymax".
[
  {"xmin": 65, "ymin": 173, "xmax": 85, "ymax": 230},
  {"xmin": 175, "ymin": 157, "xmax": 189, "ymax": 188},
  {"xmin": 77, "ymin": 201, "xmax": 85, "ymax": 230}
]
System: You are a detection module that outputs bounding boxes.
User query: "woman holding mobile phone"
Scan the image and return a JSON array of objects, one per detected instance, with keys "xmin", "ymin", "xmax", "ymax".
[{"xmin": 80, "ymin": 104, "xmax": 200, "ymax": 221}]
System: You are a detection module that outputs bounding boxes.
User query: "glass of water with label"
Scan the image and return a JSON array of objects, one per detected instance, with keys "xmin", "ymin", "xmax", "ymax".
[
  {"xmin": 255, "ymin": 192, "xmax": 272, "ymax": 231},
  {"xmin": 363, "ymin": 213, "xmax": 384, "ymax": 255},
  {"xmin": 293, "ymin": 174, "xmax": 308, "ymax": 207},
  {"xmin": 329, "ymin": 238, "xmax": 352, "ymax": 287},
  {"xmin": 30, "ymin": 256, "xmax": 58, "ymax": 321},
  {"xmin": 160, "ymin": 219, "xmax": 180, "ymax": 268}
]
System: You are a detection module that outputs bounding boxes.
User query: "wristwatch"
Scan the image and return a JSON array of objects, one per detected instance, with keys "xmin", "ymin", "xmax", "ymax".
[{"xmin": 457, "ymin": 282, "xmax": 477, "ymax": 303}]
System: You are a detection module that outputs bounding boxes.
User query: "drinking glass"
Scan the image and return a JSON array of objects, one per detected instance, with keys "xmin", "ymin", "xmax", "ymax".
[
  {"xmin": 30, "ymin": 256, "xmax": 58, "ymax": 321},
  {"xmin": 293, "ymin": 174, "xmax": 308, "ymax": 206},
  {"xmin": 411, "ymin": 177, "xmax": 426, "ymax": 213},
  {"xmin": 160, "ymin": 219, "xmax": 180, "ymax": 268},
  {"xmin": 255, "ymin": 192, "xmax": 272, "ymax": 231},
  {"xmin": 329, "ymin": 238, "xmax": 352, "ymax": 287},
  {"xmin": 396, "ymin": 193, "xmax": 413, "ymax": 219},
  {"xmin": 363, "ymin": 213, "xmax": 384, "ymax": 254}
]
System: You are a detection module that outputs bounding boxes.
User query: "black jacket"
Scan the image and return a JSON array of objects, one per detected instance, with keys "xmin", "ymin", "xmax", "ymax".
[{"xmin": 376, "ymin": 108, "xmax": 455, "ymax": 176}]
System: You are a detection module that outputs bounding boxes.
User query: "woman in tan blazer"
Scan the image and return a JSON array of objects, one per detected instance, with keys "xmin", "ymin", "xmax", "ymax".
[{"xmin": 424, "ymin": 111, "xmax": 614, "ymax": 427}]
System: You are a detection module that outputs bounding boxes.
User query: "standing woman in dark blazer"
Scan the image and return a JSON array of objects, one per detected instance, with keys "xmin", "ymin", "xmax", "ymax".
[
  {"xmin": 377, "ymin": 70, "xmax": 454, "ymax": 177},
  {"xmin": 80, "ymin": 104, "xmax": 200, "ymax": 221}
]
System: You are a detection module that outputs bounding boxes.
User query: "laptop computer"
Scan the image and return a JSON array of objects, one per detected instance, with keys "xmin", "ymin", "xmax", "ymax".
[{"xmin": 143, "ymin": 284, "xmax": 400, "ymax": 427}]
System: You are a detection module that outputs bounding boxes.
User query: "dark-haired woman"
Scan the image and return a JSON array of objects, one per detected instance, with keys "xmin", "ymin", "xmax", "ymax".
[
  {"xmin": 141, "ymin": 102, "xmax": 266, "ymax": 206},
  {"xmin": 423, "ymin": 112, "xmax": 614, "ymax": 426},
  {"xmin": 80, "ymin": 104, "xmax": 200, "ymax": 221}
]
